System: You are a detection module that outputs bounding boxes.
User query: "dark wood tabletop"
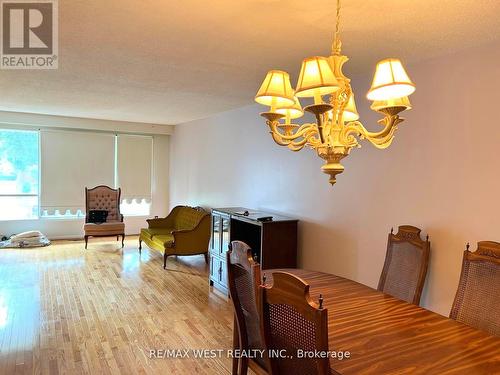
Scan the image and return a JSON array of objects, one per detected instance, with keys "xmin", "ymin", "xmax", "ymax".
[{"xmin": 267, "ymin": 269, "xmax": 500, "ymax": 375}]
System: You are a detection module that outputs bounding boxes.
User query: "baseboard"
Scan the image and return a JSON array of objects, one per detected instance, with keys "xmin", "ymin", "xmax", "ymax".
[
  {"xmin": 49, "ymin": 233, "xmax": 139, "ymax": 241},
  {"xmin": 48, "ymin": 235, "xmax": 82, "ymax": 240}
]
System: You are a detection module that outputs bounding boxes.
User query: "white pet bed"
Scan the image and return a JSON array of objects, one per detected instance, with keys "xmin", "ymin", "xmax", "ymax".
[{"xmin": 0, "ymin": 231, "xmax": 51, "ymax": 248}]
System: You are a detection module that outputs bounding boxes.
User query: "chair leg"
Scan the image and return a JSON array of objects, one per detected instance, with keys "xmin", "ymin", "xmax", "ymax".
[
  {"xmin": 116, "ymin": 235, "xmax": 119, "ymax": 241},
  {"xmin": 204, "ymin": 252, "xmax": 209, "ymax": 264},
  {"xmin": 239, "ymin": 356, "xmax": 249, "ymax": 375},
  {"xmin": 232, "ymin": 316, "xmax": 239, "ymax": 375},
  {"xmin": 121, "ymin": 234, "xmax": 125, "ymax": 248},
  {"xmin": 235, "ymin": 313, "xmax": 249, "ymax": 375},
  {"xmin": 139, "ymin": 239, "xmax": 142, "ymax": 253},
  {"xmin": 163, "ymin": 252, "xmax": 167, "ymax": 269},
  {"xmin": 84, "ymin": 236, "xmax": 88, "ymax": 249}
]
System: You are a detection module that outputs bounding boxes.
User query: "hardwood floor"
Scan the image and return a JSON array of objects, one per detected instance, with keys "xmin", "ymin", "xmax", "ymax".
[{"xmin": 0, "ymin": 237, "xmax": 234, "ymax": 375}]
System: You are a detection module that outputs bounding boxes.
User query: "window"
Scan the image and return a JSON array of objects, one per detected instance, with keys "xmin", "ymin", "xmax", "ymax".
[
  {"xmin": 40, "ymin": 130, "xmax": 115, "ymax": 217},
  {"xmin": 0, "ymin": 129, "xmax": 39, "ymax": 220},
  {"xmin": 39, "ymin": 130, "xmax": 152, "ymax": 218},
  {"xmin": 0, "ymin": 128, "xmax": 154, "ymax": 220},
  {"xmin": 116, "ymin": 134, "xmax": 152, "ymax": 216}
]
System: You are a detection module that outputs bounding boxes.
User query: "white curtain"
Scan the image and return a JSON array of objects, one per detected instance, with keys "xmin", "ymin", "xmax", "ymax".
[
  {"xmin": 116, "ymin": 134, "xmax": 152, "ymax": 203},
  {"xmin": 40, "ymin": 130, "xmax": 115, "ymax": 216}
]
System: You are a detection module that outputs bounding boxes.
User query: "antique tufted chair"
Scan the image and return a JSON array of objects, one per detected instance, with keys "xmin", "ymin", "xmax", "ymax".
[{"xmin": 83, "ymin": 185, "xmax": 125, "ymax": 249}]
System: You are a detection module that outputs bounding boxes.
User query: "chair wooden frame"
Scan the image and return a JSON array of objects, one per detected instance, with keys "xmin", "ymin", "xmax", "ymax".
[
  {"xmin": 84, "ymin": 185, "xmax": 125, "ymax": 249},
  {"xmin": 378, "ymin": 225, "xmax": 430, "ymax": 305},
  {"xmin": 259, "ymin": 271, "xmax": 329, "ymax": 375},
  {"xmin": 227, "ymin": 241, "xmax": 267, "ymax": 375},
  {"xmin": 449, "ymin": 241, "xmax": 500, "ymax": 335}
]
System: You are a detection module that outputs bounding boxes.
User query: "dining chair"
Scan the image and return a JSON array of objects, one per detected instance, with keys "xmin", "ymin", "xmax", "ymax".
[
  {"xmin": 449, "ymin": 241, "xmax": 500, "ymax": 336},
  {"xmin": 377, "ymin": 225, "xmax": 430, "ymax": 305},
  {"xmin": 259, "ymin": 271, "xmax": 329, "ymax": 375},
  {"xmin": 227, "ymin": 241, "xmax": 268, "ymax": 375}
]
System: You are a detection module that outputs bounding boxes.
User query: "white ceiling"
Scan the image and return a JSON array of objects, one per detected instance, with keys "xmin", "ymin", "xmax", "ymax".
[{"xmin": 1, "ymin": 0, "xmax": 499, "ymax": 125}]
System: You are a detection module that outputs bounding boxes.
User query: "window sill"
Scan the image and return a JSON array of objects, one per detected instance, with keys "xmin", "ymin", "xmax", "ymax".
[
  {"xmin": 40, "ymin": 216, "xmax": 83, "ymax": 221},
  {"xmin": 0, "ymin": 215, "xmax": 151, "ymax": 223},
  {"xmin": 0, "ymin": 217, "xmax": 39, "ymax": 222},
  {"xmin": 40, "ymin": 215, "xmax": 151, "ymax": 220}
]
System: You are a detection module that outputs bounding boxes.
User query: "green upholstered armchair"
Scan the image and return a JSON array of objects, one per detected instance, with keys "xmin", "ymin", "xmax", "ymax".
[{"xmin": 139, "ymin": 205, "xmax": 211, "ymax": 269}]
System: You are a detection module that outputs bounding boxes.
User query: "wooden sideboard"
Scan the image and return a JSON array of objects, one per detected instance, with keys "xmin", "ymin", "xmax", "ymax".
[{"xmin": 209, "ymin": 207, "xmax": 298, "ymax": 294}]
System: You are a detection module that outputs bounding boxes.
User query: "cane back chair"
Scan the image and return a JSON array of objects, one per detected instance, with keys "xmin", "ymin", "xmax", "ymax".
[
  {"xmin": 450, "ymin": 241, "xmax": 500, "ymax": 336},
  {"xmin": 259, "ymin": 271, "xmax": 329, "ymax": 375},
  {"xmin": 227, "ymin": 241, "xmax": 268, "ymax": 375},
  {"xmin": 378, "ymin": 225, "xmax": 430, "ymax": 305}
]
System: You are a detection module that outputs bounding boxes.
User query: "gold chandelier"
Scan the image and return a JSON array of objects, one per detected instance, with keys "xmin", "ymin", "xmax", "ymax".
[{"xmin": 254, "ymin": 0, "xmax": 415, "ymax": 185}]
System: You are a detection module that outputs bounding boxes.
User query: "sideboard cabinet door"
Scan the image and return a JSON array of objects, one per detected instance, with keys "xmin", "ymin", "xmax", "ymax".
[
  {"xmin": 220, "ymin": 214, "xmax": 230, "ymax": 256},
  {"xmin": 210, "ymin": 213, "xmax": 221, "ymax": 254}
]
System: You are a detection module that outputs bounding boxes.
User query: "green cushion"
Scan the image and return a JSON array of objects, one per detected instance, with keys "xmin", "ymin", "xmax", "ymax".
[
  {"xmin": 141, "ymin": 227, "xmax": 174, "ymax": 239},
  {"xmin": 173, "ymin": 207, "xmax": 206, "ymax": 230},
  {"xmin": 152, "ymin": 234, "xmax": 175, "ymax": 248}
]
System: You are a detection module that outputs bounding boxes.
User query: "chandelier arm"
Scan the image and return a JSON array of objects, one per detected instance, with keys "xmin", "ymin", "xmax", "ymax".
[
  {"xmin": 340, "ymin": 115, "xmax": 404, "ymax": 149},
  {"xmin": 266, "ymin": 120, "xmax": 291, "ymax": 147},
  {"xmin": 266, "ymin": 120, "xmax": 320, "ymax": 151},
  {"xmin": 281, "ymin": 128, "xmax": 321, "ymax": 150},
  {"xmin": 270, "ymin": 129, "xmax": 291, "ymax": 147},
  {"xmin": 267, "ymin": 120, "xmax": 320, "ymax": 150},
  {"xmin": 369, "ymin": 117, "xmax": 405, "ymax": 149},
  {"xmin": 282, "ymin": 128, "xmax": 322, "ymax": 149},
  {"xmin": 268, "ymin": 120, "xmax": 320, "ymax": 142},
  {"xmin": 303, "ymin": 128, "xmax": 322, "ymax": 148},
  {"xmin": 287, "ymin": 138, "xmax": 309, "ymax": 151},
  {"xmin": 271, "ymin": 131, "xmax": 317, "ymax": 151},
  {"xmin": 364, "ymin": 127, "xmax": 398, "ymax": 149},
  {"xmin": 294, "ymin": 122, "xmax": 322, "ymax": 142}
]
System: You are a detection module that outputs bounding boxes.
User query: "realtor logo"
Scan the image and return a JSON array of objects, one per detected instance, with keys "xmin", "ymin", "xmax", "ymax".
[{"xmin": 1, "ymin": 0, "xmax": 58, "ymax": 69}]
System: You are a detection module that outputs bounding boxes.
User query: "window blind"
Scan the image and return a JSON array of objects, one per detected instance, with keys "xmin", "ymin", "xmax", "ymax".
[
  {"xmin": 40, "ymin": 130, "xmax": 115, "ymax": 216},
  {"xmin": 116, "ymin": 134, "xmax": 152, "ymax": 203}
]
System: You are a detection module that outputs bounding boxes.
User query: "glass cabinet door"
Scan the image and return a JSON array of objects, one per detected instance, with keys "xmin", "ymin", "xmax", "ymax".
[
  {"xmin": 211, "ymin": 214, "xmax": 221, "ymax": 253},
  {"xmin": 221, "ymin": 215, "xmax": 230, "ymax": 255}
]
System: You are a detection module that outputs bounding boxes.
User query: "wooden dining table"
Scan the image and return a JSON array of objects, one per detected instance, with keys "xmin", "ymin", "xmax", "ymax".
[{"xmin": 267, "ymin": 269, "xmax": 500, "ymax": 375}]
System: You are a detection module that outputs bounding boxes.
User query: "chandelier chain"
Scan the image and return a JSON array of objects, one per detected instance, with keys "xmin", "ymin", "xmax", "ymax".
[
  {"xmin": 332, "ymin": 0, "xmax": 342, "ymax": 55},
  {"xmin": 335, "ymin": 0, "xmax": 341, "ymax": 40}
]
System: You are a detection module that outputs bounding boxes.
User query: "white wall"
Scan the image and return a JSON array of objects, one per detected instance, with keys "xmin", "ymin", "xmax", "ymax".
[
  {"xmin": 0, "ymin": 113, "xmax": 171, "ymax": 239},
  {"xmin": 169, "ymin": 42, "xmax": 500, "ymax": 316}
]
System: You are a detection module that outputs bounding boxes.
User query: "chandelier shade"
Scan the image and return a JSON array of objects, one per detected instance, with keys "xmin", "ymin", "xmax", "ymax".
[
  {"xmin": 295, "ymin": 56, "xmax": 340, "ymax": 98},
  {"xmin": 370, "ymin": 96, "xmax": 412, "ymax": 113},
  {"xmin": 276, "ymin": 97, "xmax": 304, "ymax": 120},
  {"xmin": 343, "ymin": 93, "xmax": 359, "ymax": 122},
  {"xmin": 255, "ymin": 70, "xmax": 295, "ymax": 107},
  {"xmin": 367, "ymin": 59, "xmax": 415, "ymax": 101}
]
